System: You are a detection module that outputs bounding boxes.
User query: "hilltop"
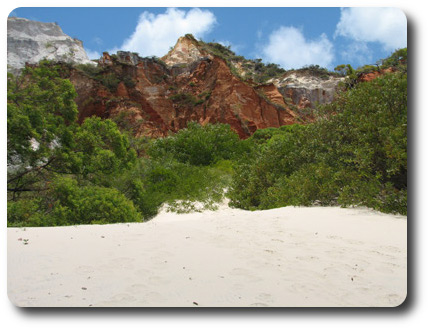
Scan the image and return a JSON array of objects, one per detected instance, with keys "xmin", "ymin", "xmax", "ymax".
[{"xmin": 7, "ymin": 19, "xmax": 345, "ymax": 138}]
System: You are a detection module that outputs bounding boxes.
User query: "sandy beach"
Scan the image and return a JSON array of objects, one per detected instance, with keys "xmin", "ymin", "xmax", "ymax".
[{"xmin": 7, "ymin": 205, "xmax": 407, "ymax": 307}]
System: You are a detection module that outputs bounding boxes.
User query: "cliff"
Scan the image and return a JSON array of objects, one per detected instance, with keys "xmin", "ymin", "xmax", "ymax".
[
  {"xmin": 71, "ymin": 50, "xmax": 298, "ymax": 138},
  {"xmin": 7, "ymin": 17, "xmax": 94, "ymax": 74},
  {"xmin": 8, "ymin": 19, "xmax": 345, "ymax": 138}
]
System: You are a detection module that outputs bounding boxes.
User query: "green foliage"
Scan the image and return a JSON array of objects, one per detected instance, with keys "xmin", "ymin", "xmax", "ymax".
[
  {"xmin": 293, "ymin": 65, "xmax": 337, "ymax": 80},
  {"xmin": 169, "ymin": 92, "xmax": 205, "ymax": 107},
  {"xmin": 7, "ymin": 199, "xmax": 44, "ymax": 227},
  {"xmin": 7, "ymin": 62, "xmax": 78, "ymax": 194},
  {"xmin": 76, "ymin": 63, "xmax": 136, "ymax": 90},
  {"xmin": 253, "ymin": 62, "xmax": 286, "ymax": 83},
  {"xmin": 99, "ymin": 73, "xmax": 120, "ymax": 92},
  {"xmin": 75, "ymin": 63, "xmax": 103, "ymax": 78},
  {"xmin": 141, "ymin": 160, "xmax": 227, "ymax": 214},
  {"xmin": 148, "ymin": 122, "xmax": 247, "ymax": 166},
  {"xmin": 123, "ymin": 75, "xmax": 136, "ymax": 88},
  {"xmin": 379, "ymin": 48, "xmax": 407, "ymax": 73},
  {"xmin": 229, "ymin": 71, "xmax": 407, "ymax": 214},
  {"xmin": 8, "ymin": 48, "xmax": 407, "ymax": 228},
  {"xmin": 7, "ymin": 64, "xmax": 140, "ymax": 226},
  {"xmin": 58, "ymin": 116, "xmax": 137, "ymax": 181},
  {"xmin": 334, "ymin": 64, "xmax": 355, "ymax": 77},
  {"xmin": 356, "ymin": 65, "xmax": 378, "ymax": 75},
  {"xmin": 196, "ymin": 38, "xmax": 286, "ymax": 83},
  {"xmin": 7, "ymin": 177, "xmax": 142, "ymax": 227},
  {"xmin": 48, "ymin": 177, "xmax": 141, "ymax": 225},
  {"xmin": 200, "ymin": 41, "xmax": 236, "ymax": 59}
]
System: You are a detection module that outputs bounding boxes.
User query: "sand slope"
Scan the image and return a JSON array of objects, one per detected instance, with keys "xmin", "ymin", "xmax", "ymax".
[{"xmin": 7, "ymin": 205, "xmax": 407, "ymax": 307}]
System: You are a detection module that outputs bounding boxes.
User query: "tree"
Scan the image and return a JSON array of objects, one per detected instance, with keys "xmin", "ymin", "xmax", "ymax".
[
  {"xmin": 7, "ymin": 62, "xmax": 142, "ymax": 227},
  {"xmin": 7, "ymin": 62, "xmax": 78, "ymax": 196},
  {"xmin": 334, "ymin": 64, "xmax": 355, "ymax": 77}
]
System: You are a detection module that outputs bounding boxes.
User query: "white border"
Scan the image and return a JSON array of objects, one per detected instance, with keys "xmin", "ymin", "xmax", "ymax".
[{"xmin": 2, "ymin": 1, "xmax": 428, "ymax": 329}]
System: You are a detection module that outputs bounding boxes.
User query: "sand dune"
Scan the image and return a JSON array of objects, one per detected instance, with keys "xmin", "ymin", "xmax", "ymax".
[{"xmin": 7, "ymin": 205, "xmax": 407, "ymax": 307}]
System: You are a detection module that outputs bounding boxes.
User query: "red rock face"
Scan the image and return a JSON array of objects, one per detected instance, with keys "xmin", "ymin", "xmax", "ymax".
[
  {"xmin": 69, "ymin": 54, "xmax": 302, "ymax": 139},
  {"xmin": 358, "ymin": 68, "xmax": 395, "ymax": 82}
]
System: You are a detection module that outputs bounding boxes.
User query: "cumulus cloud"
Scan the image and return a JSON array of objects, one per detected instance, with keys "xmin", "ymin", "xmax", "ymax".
[
  {"xmin": 335, "ymin": 7, "xmax": 407, "ymax": 51},
  {"xmin": 115, "ymin": 8, "xmax": 216, "ymax": 57},
  {"xmin": 261, "ymin": 26, "xmax": 334, "ymax": 69}
]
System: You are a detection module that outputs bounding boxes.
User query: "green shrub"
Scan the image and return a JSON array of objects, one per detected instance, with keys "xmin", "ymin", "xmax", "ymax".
[
  {"xmin": 169, "ymin": 92, "xmax": 204, "ymax": 107},
  {"xmin": 7, "ymin": 199, "xmax": 44, "ymax": 227},
  {"xmin": 260, "ymin": 163, "xmax": 338, "ymax": 208},
  {"xmin": 229, "ymin": 69, "xmax": 407, "ymax": 215},
  {"xmin": 48, "ymin": 177, "xmax": 142, "ymax": 225},
  {"xmin": 123, "ymin": 75, "xmax": 136, "ymax": 88},
  {"xmin": 75, "ymin": 63, "xmax": 103, "ymax": 78},
  {"xmin": 148, "ymin": 122, "xmax": 247, "ymax": 166},
  {"xmin": 100, "ymin": 73, "xmax": 120, "ymax": 92},
  {"xmin": 7, "ymin": 177, "xmax": 143, "ymax": 227}
]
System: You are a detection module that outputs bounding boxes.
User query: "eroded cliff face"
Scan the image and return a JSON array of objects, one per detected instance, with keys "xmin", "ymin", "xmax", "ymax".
[
  {"xmin": 7, "ymin": 17, "xmax": 94, "ymax": 74},
  {"xmin": 71, "ymin": 49, "xmax": 298, "ymax": 138},
  {"xmin": 9, "ymin": 20, "xmax": 343, "ymax": 138},
  {"xmin": 67, "ymin": 35, "xmax": 347, "ymax": 138},
  {"xmin": 357, "ymin": 67, "xmax": 395, "ymax": 82}
]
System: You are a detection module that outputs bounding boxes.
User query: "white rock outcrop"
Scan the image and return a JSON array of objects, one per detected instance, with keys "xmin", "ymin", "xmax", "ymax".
[
  {"xmin": 7, "ymin": 17, "xmax": 94, "ymax": 73},
  {"xmin": 270, "ymin": 73, "xmax": 344, "ymax": 108}
]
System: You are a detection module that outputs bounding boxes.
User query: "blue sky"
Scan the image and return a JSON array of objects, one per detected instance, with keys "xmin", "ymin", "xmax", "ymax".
[{"xmin": 9, "ymin": 7, "xmax": 407, "ymax": 70}]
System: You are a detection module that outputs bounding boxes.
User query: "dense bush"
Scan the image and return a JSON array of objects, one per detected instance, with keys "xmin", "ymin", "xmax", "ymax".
[
  {"xmin": 7, "ymin": 177, "xmax": 142, "ymax": 227},
  {"xmin": 229, "ymin": 71, "xmax": 407, "ymax": 214},
  {"xmin": 8, "ymin": 49, "xmax": 407, "ymax": 227},
  {"xmin": 148, "ymin": 121, "xmax": 248, "ymax": 166},
  {"xmin": 7, "ymin": 63, "xmax": 140, "ymax": 226}
]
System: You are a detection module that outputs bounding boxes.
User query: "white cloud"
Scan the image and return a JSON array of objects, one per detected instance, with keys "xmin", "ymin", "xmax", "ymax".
[
  {"xmin": 115, "ymin": 8, "xmax": 216, "ymax": 57},
  {"xmin": 85, "ymin": 49, "xmax": 101, "ymax": 60},
  {"xmin": 261, "ymin": 26, "xmax": 334, "ymax": 69},
  {"xmin": 335, "ymin": 7, "xmax": 407, "ymax": 51},
  {"xmin": 339, "ymin": 41, "xmax": 373, "ymax": 66}
]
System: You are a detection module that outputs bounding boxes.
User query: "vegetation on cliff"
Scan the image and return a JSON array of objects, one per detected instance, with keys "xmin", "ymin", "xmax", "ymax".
[
  {"xmin": 7, "ymin": 64, "xmax": 245, "ymax": 226},
  {"xmin": 7, "ymin": 49, "xmax": 407, "ymax": 227},
  {"xmin": 228, "ymin": 70, "xmax": 407, "ymax": 215}
]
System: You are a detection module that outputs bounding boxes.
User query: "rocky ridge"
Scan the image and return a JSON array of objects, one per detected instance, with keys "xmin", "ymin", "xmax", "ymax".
[
  {"xmin": 8, "ymin": 18, "xmax": 346, "ymax": 138},
  {"xmin": 7, "ymin": 17, "xmax": 94, "ymax": 74}
]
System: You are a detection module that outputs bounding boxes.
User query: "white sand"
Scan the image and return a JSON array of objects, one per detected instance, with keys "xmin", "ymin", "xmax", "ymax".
[{"xmin": 7, "ymin": 205, "xmax": 407, "ymax": 307}]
